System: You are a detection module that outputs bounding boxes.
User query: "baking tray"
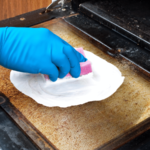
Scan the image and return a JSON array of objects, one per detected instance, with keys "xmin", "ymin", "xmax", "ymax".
[{"xmin": 0, "ymin": 4, "xmax": 150, "ymax": 150}]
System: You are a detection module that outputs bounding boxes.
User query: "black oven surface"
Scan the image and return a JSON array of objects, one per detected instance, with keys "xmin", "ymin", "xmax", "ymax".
[
  {"xmin": 79, "ymin": 0, "xmax": 150, "ymax": 51},
  {"xmin": 65, "ymin": 14, "xmax": 150, "ymax": 79},
  {"xmin": 0, "ymin": 107, "xmax": 38, "ymax": 150},
  {"xmin": 118, "ymin": 129, "xmax": 150, "ymax": 150}
]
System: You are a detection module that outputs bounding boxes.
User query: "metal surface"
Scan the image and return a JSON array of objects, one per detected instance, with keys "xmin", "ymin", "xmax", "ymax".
[
  {"xmin": 117, "ymin": 129, "xmax": 150, "ymax": 150},
  {"xmin": 46, "ymin": 0, "xmax": 62, "ymax": 12},
  {"xmin": 0, "ymin": 96, "xmax": 6, "ymax": 105},
  {"xmin": 64, "ymin": 14, "xmax": 150, "ymax": 78},
  {"xmin": 0, "ymin": 92, "xmax": 57, "ymax": 150},
  {"xmin": 33, "ymin": 18, "xmax": 150, "ymax": 149},
  {"xmin": 95, "ymin": 118, "xmax": 150, "ymax": 150},
  {"xmin": 0, "ymin": 0, "xmax": 74, "ymax": 27},
  {"xmin": 0, "ymin": 107, "xmax": 38, "ymax": 150},
  {"xmin": 61, "ymin": 0, "xmax": 67, "ymax": 7},
  {"xmin": 46, "ymin": 0, "xmax": 67, "ymax": 10},
  {"xmin": 79, "ymin": 0, "xmax": 150, "ymax": 51},
  {"xmin": 71, "ymin": 0, "xmax": 87, "ymax": 11}
]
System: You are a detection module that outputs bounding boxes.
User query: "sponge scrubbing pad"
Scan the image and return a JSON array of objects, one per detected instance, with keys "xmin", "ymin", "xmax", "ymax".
[
  {"xmin": 44, "ymin": 47, "xmax": 92, "ymax": 80},
  {"xmin": 66, "ymin": 47, "xmax": 92, "ymax": 77}
]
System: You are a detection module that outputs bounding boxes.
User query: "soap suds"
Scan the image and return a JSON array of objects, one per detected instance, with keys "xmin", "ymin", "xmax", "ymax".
[{"xmin": 10, "ymin": 50, "xmax": 124, "ymax": 107}]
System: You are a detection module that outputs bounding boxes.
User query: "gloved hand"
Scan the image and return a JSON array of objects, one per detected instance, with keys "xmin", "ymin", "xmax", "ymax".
[{"xmin": 0, "ymin": 27, "xmax": 87, "ymax": 81}]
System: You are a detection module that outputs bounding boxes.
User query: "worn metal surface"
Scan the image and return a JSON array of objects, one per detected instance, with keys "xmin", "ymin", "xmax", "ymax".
[
  {"xmin": 0, "ymin": 0, "xmax": 74, "ymax": 28},
  {"xmin": 0, "ymin": 107, "xmax": 38, "ymax": 150},
  {"xmin": 71, "ymin": 0, "xmax": 87, "ymax": 10},
  {"xmin": 0, "ymin": 95, "xmax": 6, "ymax": 105},
  {"xmin": 79, "ymin": 0, "xmax": 150, "ymax": 51},
  {"xmin": 0, "ymin": 92, "xmax": 57, "ymax": 150},
  {"xmin": 64, "ymin": 14, "xmax": 150, "ymax": 79},
  {"xmin": 117, "ymin": 129, "xmax": 150, "ymax": 150},
  {"xmin": 95, "ymin": 117, "xmax": 150, "ymax": 150}
]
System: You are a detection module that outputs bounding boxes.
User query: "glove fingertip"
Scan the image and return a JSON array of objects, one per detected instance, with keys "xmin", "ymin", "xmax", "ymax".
[
  {"xmin": 49, "ymin": 76, "xmax": 58, "ymax": 82},
  {"xmin": 81, "ymin": 56, "xmax": 87, "ymax": 62},
  {"xmin": 74, "ymin": 50, "xmax": 87, "ymax": 62},
  {"xmin": 59, "ymin": 73, "xmax": 66, "ymax": 79},
  {"xmin": 70, "ymin": 67, "xmax": 81, "ymax": 78}
]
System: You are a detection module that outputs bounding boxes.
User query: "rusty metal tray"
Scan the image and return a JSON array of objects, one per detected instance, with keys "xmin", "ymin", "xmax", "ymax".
[{"xmin": 0, "ymin": 3, "xmax": 150, "ymax": 150}]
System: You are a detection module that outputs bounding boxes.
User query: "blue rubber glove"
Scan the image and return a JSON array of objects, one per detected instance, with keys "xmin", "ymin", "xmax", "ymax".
[{"xmin": 0, "ymin": 27, "xmax": 87, "ymax": 81}]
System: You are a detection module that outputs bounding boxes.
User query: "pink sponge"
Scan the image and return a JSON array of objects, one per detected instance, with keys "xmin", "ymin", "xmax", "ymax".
[
  {"xmin": 66, "ymin": 47, "xmax": 92, "ymax": 77},
  {"xmin": 44, "ymin": 47, "xmax": 92, "ymax": 80}
]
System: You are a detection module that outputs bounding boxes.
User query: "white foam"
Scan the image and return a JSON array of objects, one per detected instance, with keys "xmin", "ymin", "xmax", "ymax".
[{"xmin": 10, "ymin": 50, "xmax": 124, "ymax": 107}]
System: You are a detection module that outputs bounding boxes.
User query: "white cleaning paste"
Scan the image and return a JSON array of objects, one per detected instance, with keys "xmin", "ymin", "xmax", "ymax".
[{"xmin": 10, "ymin": 50, "xmax": 124, "ymax": 107}]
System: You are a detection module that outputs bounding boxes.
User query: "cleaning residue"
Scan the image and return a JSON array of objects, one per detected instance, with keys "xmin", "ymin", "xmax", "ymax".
[{"xmin": 10, "ymin": 48, "xmax": 124, "ymax": 107}]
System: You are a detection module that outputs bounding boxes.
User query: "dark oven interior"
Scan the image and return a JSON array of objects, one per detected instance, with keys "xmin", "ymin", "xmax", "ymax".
[{"xmin": 72, "ymin": 0, "xmax": 150, "ymax": 51}]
